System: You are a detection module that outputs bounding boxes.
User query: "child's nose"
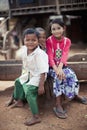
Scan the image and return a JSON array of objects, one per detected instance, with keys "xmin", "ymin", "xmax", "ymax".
[
  {"xmin": 29, "ymin": 40, "xmax": 32, "ymax": 44},
  {"xmin": 55, "ymin": 29, "xmax": 59, "ymax": 33}
]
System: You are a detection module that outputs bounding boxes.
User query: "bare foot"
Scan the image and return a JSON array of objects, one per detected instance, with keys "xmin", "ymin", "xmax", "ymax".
[
  {"xmin": 5, "ymin": 98, "xmax": 14, "ymax": 107},
  {"xmin": 24, "ymin": 117, "xmax": 41, "ymax": 126},
  {"xmin": 10, "ymin": 100, "xmax": 24, "ymax": 108}
]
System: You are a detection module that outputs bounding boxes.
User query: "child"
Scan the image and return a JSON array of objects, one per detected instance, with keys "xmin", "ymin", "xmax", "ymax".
[
  {"xmin": 35, "ymin": 27, "xmax": 46, "ymax": 51},
  {"xmin": 6, "ymin": 28, "xmax": 49, "ymax": 126},
  {"xmin": 46, "ymin": 19, "xmax": 87, "ymax": 119}
]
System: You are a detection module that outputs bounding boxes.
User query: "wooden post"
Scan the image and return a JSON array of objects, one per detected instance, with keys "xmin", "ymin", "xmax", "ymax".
[{"xmin": 55, "ymin": 0, "xmax": 60, "ymax": 15}]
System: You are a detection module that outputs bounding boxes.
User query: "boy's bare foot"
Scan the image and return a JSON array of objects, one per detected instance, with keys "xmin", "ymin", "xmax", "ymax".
[
  {"xmin": 24, "ymin": 116, "xmax": 41, "ymax": 126},
  {"xmin": 10, "ymin": 100, "xmax": 24, "ymax": 108},
  {"xmin": 5, "ymin": 98, "xmax": 14, "ymax": 107}
]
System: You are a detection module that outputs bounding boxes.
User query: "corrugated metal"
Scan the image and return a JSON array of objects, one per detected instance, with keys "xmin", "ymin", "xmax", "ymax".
[{"xmin": 0, "ymin": 0, "xmax": 9, "ymax": 11}]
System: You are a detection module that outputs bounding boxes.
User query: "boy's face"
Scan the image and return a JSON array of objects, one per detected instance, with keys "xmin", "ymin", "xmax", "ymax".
[
  {"xmin": 51, "ymin": 23, "xmax": 64, "ymax": 39},
  {"xmin": 39, "ymin": 31, "xmax": 46, "ymax": 47},
  {"xmin": 24, "ymin": 34, "xmax": 39, "ymax": 52}
]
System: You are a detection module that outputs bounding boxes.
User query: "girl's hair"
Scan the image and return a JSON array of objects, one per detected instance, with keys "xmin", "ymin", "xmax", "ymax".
[
  {"xmin": 50, "ymin": 19, "xmax": 65, "ymax": 28},
  {"xmin": 23, "ymin": 28, "xmax": 40, "ymax": 39}
]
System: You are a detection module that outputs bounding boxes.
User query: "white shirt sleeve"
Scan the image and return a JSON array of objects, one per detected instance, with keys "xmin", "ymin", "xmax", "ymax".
[{"xmin": 36, "ymin": 50, "xmax": 49, "ymax": 74}]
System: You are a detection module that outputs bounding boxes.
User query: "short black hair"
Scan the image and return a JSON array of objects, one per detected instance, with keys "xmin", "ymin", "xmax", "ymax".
[
  {"xmin": 51, "ymin": 19, "xmax": 65, "ymax": 28},
  {"xmin": 35, "ymin": 27, "xmax": 45, "ymax": 33},
  {"xmin": 23, "ymin": 28, "xmax": 40, "ymax": 39}
]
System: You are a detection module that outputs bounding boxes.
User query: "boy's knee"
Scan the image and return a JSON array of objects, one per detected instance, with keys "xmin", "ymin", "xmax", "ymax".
[
  {"xmin": 24, "ymin": 86, "xmax": 32, "ymax": 98},
  {"xmin": 23, "ymin": 85, "xmax": 38, "ymax": 99}
]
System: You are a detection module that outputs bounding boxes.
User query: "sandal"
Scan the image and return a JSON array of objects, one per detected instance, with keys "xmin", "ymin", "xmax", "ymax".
[{"xmin": 53, "ymin": 107, "xmax": 67, "ymax": 119}]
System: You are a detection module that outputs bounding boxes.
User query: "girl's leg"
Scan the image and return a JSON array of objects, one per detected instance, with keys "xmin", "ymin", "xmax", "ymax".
[
  {"xmin": 56, "ymin": 95, "xmax": 64, "ymax": 112},
  {"xmin": 74, "ymin": 95, "xmax": 87, "ymax": 105},
  {"xmin": 24, "ymin": 84, "xmax": 41, "ymax": 126},
  {"xmin": 53, "ymin": 95, "xmax": 67, "ymax": 119},
  {"xmin": 53, "ymin": 82, "xmax": 67, "ymax": 118}
]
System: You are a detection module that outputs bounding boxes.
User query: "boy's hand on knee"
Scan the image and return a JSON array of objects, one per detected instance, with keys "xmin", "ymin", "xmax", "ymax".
[
  {"xmin": 38, "ymin": 85, "xmax": 45, "ymax": 95},
  {"xmin": 38, "ymin": 73, "xmax": 45, "ymax": 95}
]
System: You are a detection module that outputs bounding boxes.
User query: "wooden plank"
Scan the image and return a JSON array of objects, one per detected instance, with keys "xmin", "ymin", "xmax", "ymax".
[
  {"xmin": 0, "ymin": 59, "xmax": 87, "ymax": 81},
  {"xmin": 0, "ymin": 60, "xmax": 22, "ymax": 80},
  {"xmin": 67, "ymin": 62, "xmax": 87, "ymax": 81}
]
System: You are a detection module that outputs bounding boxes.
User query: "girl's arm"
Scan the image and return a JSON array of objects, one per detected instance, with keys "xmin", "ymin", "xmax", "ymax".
[
  {"xmin": 60, "ymin": 38, "xmax": 71, "ymax": 65},
  {"xmin": 56, "ymin": 39, "xmax": 71, "ymax": 80},
  {"xmin": 46, "ymin": 39, "xmax": 55, "ymax": 67},
  {"xmin": 46, "ymin": 38, "xmax": 64, "ymax": 79}
]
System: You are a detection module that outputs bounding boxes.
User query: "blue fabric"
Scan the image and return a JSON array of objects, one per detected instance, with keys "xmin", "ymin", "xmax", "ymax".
[{"xmin": 49, "ymin": 67, "xmax": 80, "ymax": 99}]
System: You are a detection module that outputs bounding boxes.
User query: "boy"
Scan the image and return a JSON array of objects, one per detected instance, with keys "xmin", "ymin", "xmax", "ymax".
[{"xmin": 6, "ymin": 28, "xmax": 49, "ymax": 126}]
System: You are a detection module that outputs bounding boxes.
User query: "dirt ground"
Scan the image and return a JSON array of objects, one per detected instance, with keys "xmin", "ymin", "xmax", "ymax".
[
  {"xmin": 0, "ymin": 43, "xmax": 87, "ymax": 130},
  {"xmin": 0, "ymin": 81, "xmax": 87, "ymax": 130}
]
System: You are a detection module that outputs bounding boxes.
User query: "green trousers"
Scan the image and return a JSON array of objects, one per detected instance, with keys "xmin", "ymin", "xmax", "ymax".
[
  {"xmin": 13, "ymin": 78, "xmax": 39, "ymax": 115},
  {"xmin": 13, "ymin": 78, "xmax": 25, "ymax": 101}
]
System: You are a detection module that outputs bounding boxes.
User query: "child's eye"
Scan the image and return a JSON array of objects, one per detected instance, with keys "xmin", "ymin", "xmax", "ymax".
[
  {"xmin": 52, "ymin": 27, "xmax": 61, "ymax": 31},
  {"xmin": 52, "ymin": 28, "xmax": 56, "ymax": 31},
  {"xmin": 32, "ymin": 39, "xmax": 36, "ymax": 42},
  {"xmin": 57, "ymin": 27, "xmax": 61, "ymax": 30}
]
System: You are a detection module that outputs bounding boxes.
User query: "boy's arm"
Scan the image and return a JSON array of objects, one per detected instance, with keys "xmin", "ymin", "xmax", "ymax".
[{"xmin": 38, "ymin": 73, "xmax": 46, "ymax": 95}]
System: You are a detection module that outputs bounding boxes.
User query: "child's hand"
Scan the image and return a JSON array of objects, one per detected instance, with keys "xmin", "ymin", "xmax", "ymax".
[
  {"xmin": 38, "ymin": 84, "xmax": 45, "ymax": 95},
  {"xmin": 55, "ymin": 62, "xmax": 66, "ymax": 80},
  {"xmin": 53, "ymin": 63, "xmax": 65, "ymax": 80},
  {"xmin": 56, "ymin": 68, "xmax": 65, "ymax": 80},
  {"xmin": 38, "ymin": 73, "xmax": 45, "ymax": 95}
]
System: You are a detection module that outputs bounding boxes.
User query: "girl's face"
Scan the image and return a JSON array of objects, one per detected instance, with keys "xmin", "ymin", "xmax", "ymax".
[
  {"xmin": 24, "ymin": 34, "xmax": 39, "ymax": 53},
  {"xmin": 51, "ymin": 23, "xmax": 64, "ymax": 39}
]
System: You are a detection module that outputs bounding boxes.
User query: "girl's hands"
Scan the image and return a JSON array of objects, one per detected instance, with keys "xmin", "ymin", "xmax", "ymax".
[
  {"xmin": 53, "ymin": 63, "xmax": 66, "ymax": 80},
  {"xmin": 56, "ymin": 67, "xmax": 65, "ymax": 80}
]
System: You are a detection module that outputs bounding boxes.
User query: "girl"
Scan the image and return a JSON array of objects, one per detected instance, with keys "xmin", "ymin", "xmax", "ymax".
[
  {"xmin": 6, "ymin": 28, "xmax": 49, "ymax": 126},
  {"xmin": 46, "ymin": 19, "xmax": 87, "ymax": 119}
]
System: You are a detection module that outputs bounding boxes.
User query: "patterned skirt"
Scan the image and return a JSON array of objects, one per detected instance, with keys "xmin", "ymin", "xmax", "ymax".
[{"xmin": 49, "ymin": 66, "xmax": 80, "ymax": 99}]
